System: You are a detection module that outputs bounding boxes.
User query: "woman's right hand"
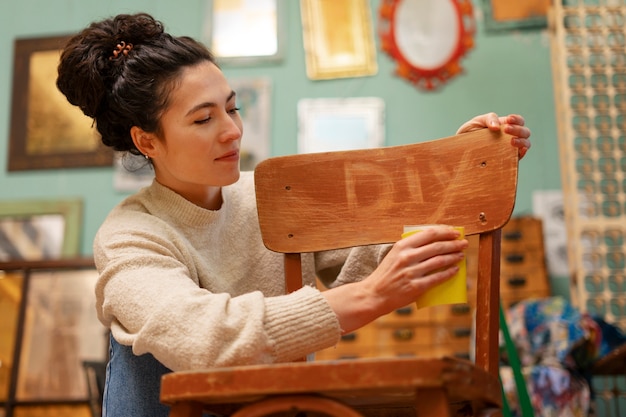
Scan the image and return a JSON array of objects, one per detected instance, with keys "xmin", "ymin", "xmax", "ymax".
[{"xmin": 322, "ymin": 225, "xmax": 468, "ymax": 334}]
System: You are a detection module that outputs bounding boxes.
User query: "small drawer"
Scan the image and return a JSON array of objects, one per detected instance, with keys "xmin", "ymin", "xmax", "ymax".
[
  {"xmin": 379, "ymin": 340, "xmax": 470, "ymax": 359},
  {"xmin": 377, "ymin": 325, "xmax": 435, "ymax": 347},
  {"xmin": 500, "ymin": 251, "xmax": 546, "ymax": 272},
  {"xmin": 377, "ymin": 325, "xmax": 472, "ymax": 347},
  {"xmin": 500, "ymin": 271, "xmax": 550, "ymax": 293},
  {"xmin": 501, "ymin": 217, "xmax": 544, "ymax": 251},
  {"xmin": 376, "ymin": 304, "xmax": 432, "ymax": 326},
  {"xmin": 334, "ymin": 325, "xmax": 378, "ymax": 348},
  {"xmin": 434, "ymin": 326, "xmax": 472, "ymax": 344},
  {"xmin": 429, "ymin": 303, "xmax": 473, "ymax": 324}
]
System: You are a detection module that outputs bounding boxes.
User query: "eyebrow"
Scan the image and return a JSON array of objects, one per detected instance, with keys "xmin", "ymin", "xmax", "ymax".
[{"xmin": 185, "ymin": 90, "xmax": 237, "ymax": 117}]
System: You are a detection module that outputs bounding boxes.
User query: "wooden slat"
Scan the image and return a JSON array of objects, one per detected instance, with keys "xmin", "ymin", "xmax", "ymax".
[
  {"xmin": 255, "ymin": 128, "xmax": 518, "ymax": 253},
  {"xmin": 161, "ymin": 357, "xmax": 501, "ymax": 413}
]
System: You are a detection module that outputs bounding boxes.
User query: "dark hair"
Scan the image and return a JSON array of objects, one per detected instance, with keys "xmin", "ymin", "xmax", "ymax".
[{"xmin": 56, "ymin": 13, "xmax": 216, "ymax": 155}]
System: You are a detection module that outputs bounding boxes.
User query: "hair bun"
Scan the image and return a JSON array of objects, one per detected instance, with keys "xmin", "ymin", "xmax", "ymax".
[{"xmin": 56, "ymin": 13, "xmax": 165, "ymax": 118}]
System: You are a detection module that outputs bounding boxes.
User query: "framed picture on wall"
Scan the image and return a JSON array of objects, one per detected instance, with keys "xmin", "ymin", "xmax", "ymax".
[
  {"xmin": 229, "ymin": 77, "xmax": 272, "ymax": 171},
  {"xmin": 8, "ymin": 35, "xmax": 113, "ymax": 171},
  {"xmin": 300, "ymin": 0, "xmax": 378, "ymax": 80},
  {"xmin": 0, "ymin": 199, "xmax": 82, "ymax": 261},
  {"xmin": 297, "ymin": 97, "xmax": 385, "ymax": 154},
  {"xmin": 482, "ymin": 0, "xmax": 550, "ymax": 32},
  {"xmin": 202, "ymin": 0, "xmax": 285, "ymax": 65}
]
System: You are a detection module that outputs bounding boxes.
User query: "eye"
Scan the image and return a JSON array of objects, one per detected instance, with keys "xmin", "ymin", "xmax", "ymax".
[
  {"xmin": 194, "ymin": 117, "xmax": 211, "ymax": 124},
  {"xmin": 228, "ymin": 107, "xmax": 241, "ymax": 115}
]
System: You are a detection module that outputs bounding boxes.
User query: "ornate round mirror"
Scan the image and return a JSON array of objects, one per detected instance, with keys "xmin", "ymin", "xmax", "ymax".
[{"xmin": 379, "ymin": 0, "xmax": 475, "ymax": 91}]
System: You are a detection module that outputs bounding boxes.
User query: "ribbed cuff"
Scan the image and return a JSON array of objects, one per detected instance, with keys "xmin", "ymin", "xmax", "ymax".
[{"xmin": 264, "ymin": 286, "xmax": 341, "ymax": 362}]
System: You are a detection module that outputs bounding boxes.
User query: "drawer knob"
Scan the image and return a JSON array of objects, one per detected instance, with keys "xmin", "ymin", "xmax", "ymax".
[
  {"xmin": 505, "ymin": 253, "xmax": 525, "ymax": 263},
  {"xmin": 451, "ymin": 304, "xmax": 470, "ymax": 315},
  {"xmin": 503, "ymin": 231, "xmax": 523, "ymax": 241},
  {"xmin": 393, "ymin": 328, "xmax": 414, "ymax": 341},
  {"xmin": 395, "ymin": 306, "xmax": 413, "ymax": 316},
  {"xmin": 340, "ymin": 333, "xmax": 357, "ymax": 342},
  {"xmin": 453, "ymin": 327, "xmax": 471, "ymax": 338},
  {"xmin": 507, "ymin": 276, "xmax": 527, "ymax": 287}
]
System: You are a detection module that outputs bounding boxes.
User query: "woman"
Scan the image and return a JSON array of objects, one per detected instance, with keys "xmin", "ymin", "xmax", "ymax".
[{"xmin": 57, "ymin": 13, "xmax": 531, "ymax": 417}]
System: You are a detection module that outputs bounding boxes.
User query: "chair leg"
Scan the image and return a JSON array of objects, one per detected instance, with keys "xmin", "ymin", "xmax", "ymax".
[
  {"xmin": 168, "ymin": 401, "xmax": 204, "ymax": 417},
  {"xmin": 231, "ymin": 395, "xmax": 364, "ymax": 417}
]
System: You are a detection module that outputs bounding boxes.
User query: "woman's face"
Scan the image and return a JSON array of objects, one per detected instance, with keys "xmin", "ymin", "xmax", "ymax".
[{"xmin": 148, "ymin": 61, "xmax": 243, "ymax": 208}]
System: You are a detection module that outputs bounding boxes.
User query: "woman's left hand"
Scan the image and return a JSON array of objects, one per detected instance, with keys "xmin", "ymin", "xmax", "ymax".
[{"xmin": 456, "ymin": 112, "xmax": 531, "ymax": 159}]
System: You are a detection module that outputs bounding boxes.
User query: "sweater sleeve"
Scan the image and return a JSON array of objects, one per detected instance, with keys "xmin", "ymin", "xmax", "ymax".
[
  {"xmin": 94, "ymin": 214, "xmax": 341, "ymax": 372},
  {"xmin": 313, "ymin": 244, "xmax": 393, "ymax": 289}
]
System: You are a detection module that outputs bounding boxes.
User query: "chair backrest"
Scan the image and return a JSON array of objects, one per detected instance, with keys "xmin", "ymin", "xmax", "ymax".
[{"xmin": 254, "ymin": 128, "xmax": 519, "ymax": 378}]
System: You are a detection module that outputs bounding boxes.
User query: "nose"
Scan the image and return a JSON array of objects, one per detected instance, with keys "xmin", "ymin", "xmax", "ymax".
[{"xmin": 219, "ymin": 113, "xmax": 242, "ymax": 143}]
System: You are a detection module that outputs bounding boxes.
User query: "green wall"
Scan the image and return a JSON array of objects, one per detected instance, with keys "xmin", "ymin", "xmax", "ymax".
[{"xmin": 0, "ymin": 1, "xmax": 560, "ymax": 264}]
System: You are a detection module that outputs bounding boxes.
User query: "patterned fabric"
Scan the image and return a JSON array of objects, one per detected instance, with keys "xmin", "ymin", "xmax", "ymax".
[
  {"xmin": 500, "ymin": 365, "xmax": 590, "ymax": 417},
  {"xmin": 500, "ymin": 296, "xmax": 626, "ymax": 417}
]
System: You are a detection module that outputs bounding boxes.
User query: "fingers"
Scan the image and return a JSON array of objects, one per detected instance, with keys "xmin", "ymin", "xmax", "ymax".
[
  {"xmin": 409, "ymin": 260, "xmax": 461, "ymax": 290},
  {"xmin": 500, "ymin": 114, "xmax": 531, "ymax": 159},
  {"xmin": 455, "ymin": 111, "xmax": 531, "ymax": 159},
  {"xmin": 410, "ymin": 252, "xmax": 464, "ymax": 281},
  {"xmin": 398, "ymin": 226, "xmax": 467, "ymax": 277},
  {"xmin": 504, "ymin": 113, "xmax": 525, "ymax": 127},
  {"xmin": 362, "ymin": 227, "xmax": 467, "ymax": 313},
  {"xmin": 456, "ymin": 112, "xmax": 500, "ymax": 134}
]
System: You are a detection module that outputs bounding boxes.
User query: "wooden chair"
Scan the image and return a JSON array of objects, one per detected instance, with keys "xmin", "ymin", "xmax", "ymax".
[{"xmin": 160, "ymin": 128, "xmax": 519, "ymax": 417}]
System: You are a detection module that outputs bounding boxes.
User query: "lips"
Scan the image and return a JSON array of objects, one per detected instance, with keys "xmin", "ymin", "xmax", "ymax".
[{"xmin": 215, "ymin": 150, "xmax": 239, "ymax": 161}]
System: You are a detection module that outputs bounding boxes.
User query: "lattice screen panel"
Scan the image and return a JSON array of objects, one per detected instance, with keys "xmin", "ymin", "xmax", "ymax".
[{"xmin": 550, "ymin": 0, "xmax": 626, "ymax": 331}]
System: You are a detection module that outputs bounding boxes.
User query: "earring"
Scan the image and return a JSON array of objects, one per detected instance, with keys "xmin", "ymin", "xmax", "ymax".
[{"xmin": 144, "ymin": 154, "xmax": 150, "ymax": 160}]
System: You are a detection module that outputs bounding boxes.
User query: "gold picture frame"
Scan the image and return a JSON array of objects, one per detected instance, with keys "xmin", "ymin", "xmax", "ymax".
[
  {"xmin": 8, "ymin": 35, "xmax": 113, "ymax": 171},
  {"xmin": 300, "ymin": 0, "xmax": 378, "ymax": 80}
]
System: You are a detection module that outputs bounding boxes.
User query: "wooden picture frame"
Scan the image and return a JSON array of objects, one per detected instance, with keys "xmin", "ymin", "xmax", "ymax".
[
  {"xmin": 300, "ymin": 0, "xmax": 378, "ymax": 80},
  {"xmin": 0, "ymin": 199, "xmax": 83, "ymax": 260},
  {"xmin": 8, "ymin": 35, "xmax": 113, "ymax": 171},
  {"xmin": 482, "ymin": 0, "xmax": 550, "ymax": 32}
]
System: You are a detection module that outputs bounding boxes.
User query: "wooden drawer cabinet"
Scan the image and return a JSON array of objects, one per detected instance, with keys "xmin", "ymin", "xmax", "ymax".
[{"xmin": 499, "ymin": 216, "xmax": 550, "ymax": 306}]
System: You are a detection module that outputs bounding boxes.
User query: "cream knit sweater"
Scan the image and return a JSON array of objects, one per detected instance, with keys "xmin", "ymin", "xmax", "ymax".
[{"xmin": 94, "ymin": 172, "xmax": 388, "ymax": 372}]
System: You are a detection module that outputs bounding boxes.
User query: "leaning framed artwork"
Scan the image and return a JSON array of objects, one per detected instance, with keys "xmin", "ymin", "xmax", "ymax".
[
  {"xmin": 16, "ymin": 268, "xmax": 108, "ymax": 401},
  {"xmin": 0, "ymin": 199, "xmax": 83, "ymax": 260},
  {"xmin": 8, "ymin": 35, "xmax": 113, "ymax": 171},
  {"xmin": 0, "ymin": 260, "xmax": 107, "ymax": 416}
]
